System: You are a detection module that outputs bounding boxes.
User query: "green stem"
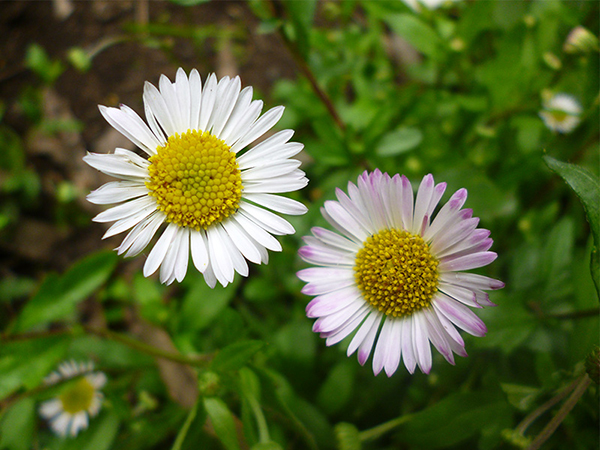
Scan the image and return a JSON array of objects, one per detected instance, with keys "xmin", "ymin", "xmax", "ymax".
[
  {"xmin": 248, "ymin": 394, "xmax": 271, "ymax": 443},
  {"xmin": 267, "ymin": 0, "xmax": 346, "ymax": 132},
  {"xmin": 546, "ymin": 308, "xmax": 599, "ymax": 320},
  {"xmin": 1, "ymin": 326, "xmax": 212, "ymax": 368},
  {"xmin": 525, "ymin": 374, "xmax": 592, "ymax": 450},
  {"xmin": 83, "ymin": 326, "xmax": 212, "ymax": 367},
  {"xmin": 359, "ymin": 413, "xmax": 413, "ymax": 442},
  {"xmin": 171, "ymin": 398, "xmax": 200, "ymax": 450},
  {"xmin": 515, "ymin": 377, "xmax": 579, "ymax": 435}
]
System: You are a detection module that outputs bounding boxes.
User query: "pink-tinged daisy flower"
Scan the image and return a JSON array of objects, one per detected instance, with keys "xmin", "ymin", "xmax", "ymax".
[
  {"xmin": 84, "ymin": 68, "xmax": 308, "ymax": 287},
  {"xmin": 39, "ymin": 360, "xmax": 106, "ymax": 437},
  {"xmin": 297, "ymin": 171, "xmax": 503, "ymax": 376},
  {"xmin": 539, "ymin": 93, "xmax": 583, "ymax": 134}
]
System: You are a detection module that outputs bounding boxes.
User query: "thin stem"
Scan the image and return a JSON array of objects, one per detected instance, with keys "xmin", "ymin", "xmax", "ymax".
[
  {"xmin": 83, "ymin": 326, "xmax": 212, "ymax": 367},
  {"xmin": 1, "ymin": 326, "xmax": 212, "ymax": 367},
  {"xmin": 247, "ymin": 394, "xmax": 271, "ymax": 443},
  {"xmin": 171, "ymin": 398, "xmax": 200, "ymax": 450},
  {"xmin": 525, "ymin": 374, "xmax": 592, "ymax": 450},
  {"xmin": 359, "ymin": 413, "xmax": 413, "ymax": 442},
  {"xmin": 545, "ymin": 308, "xmax": 599, "ymax": 320},
  {"xmin": 515, "ymin": 377, "xmax": 579, "ymax": 435},
  {"xmin": 267, "ymin": 1, "xmax": 346, "ymax": 132}
]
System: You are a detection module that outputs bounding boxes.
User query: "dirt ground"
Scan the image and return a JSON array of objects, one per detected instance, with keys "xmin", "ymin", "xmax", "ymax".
[{"xmin": 0, "ymin": 0, "xmax": 296, "ymax": 280}]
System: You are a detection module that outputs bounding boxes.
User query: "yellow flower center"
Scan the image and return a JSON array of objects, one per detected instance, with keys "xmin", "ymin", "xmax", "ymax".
[
  {"xmin": 354, "ymin": 229, "xmax": 439, "ymax": 317},
  {"xmin": 146, "ymin": 130, "xmax": 243, "ymax": 230},
  {"xmin": 59, "ymin": 377, "xmax": 95, "ymax": 414}
]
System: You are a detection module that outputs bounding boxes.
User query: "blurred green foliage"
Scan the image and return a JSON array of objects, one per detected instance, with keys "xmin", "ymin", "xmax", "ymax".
[{"xmin": 0, "ymin": 1, "xmax": 598, "ymax": 450}]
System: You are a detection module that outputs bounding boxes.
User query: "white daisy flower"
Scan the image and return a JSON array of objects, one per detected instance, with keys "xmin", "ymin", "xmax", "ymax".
[
  {"xmin": 297, "ymin": 171, "xmax": 504, "ymax": 376},
  {"xmin": 39, "ymin": 360, "xmax": 107, "ymax": 437},
  {"xmin": 84, "ymin": 68, "xmax": 308, "ymax": 287},
  {"xmin": 402, "ymin": 0, "xmax": 460, "ymax": 12},
  {"xmin": 539, "ymin": 93, "xmax": 583, "ymax": 134}
]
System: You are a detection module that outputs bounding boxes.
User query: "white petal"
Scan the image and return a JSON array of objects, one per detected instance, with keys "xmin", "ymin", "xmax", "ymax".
[
  {"xmin": 198, "ymin": 73, "xmax": 218, "ymax": 132},
  {"xmin": 356, "ymin": 313, "xmax": 382, "ymax": 366},
  {"xmin": 189, "ymin": 69, "xmax": 203, "ymax": 130},
  {"xmin": 39, "ymin": 399, "xmax": 62, "ymax": 419},
  {"xmin": 402, "ymin": 316, "xmax": 417, "ymax": 373},
  {"xmin": 211, "ymin": 76, "xmax": 241, "ymax": 137},
  {"xmin": 70, "ymin": 412, "xmax": 89, "ymax": 436},
  {"xmin": 206, "ymin": 225, "xmax": 235, "ymax": 285},
  {"xmin": 102, "ymin": 201, "xmax": 156, "ymax": 238},
  {"xmin": 219, "ymin": 86, "xmax": 254, "ymax": 144},
  {"xmin": 239, "ymin": 202, "xmax": 295, "ymax": 235},
  {"xmin": 93, "ymin": 196, "xmax": 156, "ymax": 223},
  {"xmin": 143, "ymin": 222, "xmax": 178, "ymax": 277},
  {"xmin": 87, "ymin": 181, "xmax": 148, "ymax": 205},
  {"xmin": 159, "ymin": 73, "xmax": 183, "ymax": 132},
  {"xmin": 83, "ymin": 152, "xmax": 149, "ymax": 180},
  {"xmin": 244, "ymin": 193, "xmax": 307, "ymax": 216},
  {"xmin": 413, "ymin": 313, "xmax": 432, "ymax": 374},
  {"xmin": 236, "ymin": 129, "xmax": 295, "ymax": 167},
  {"xmin": 221, "ymin": 217, "xmax": 263, "ymax": 264},
  {"xmin": 230, "ymin": 106, "xmax": 285, "ymax": 153},
  {"xmin": 232, "ymin": 213, "xmax": 282, "ymax": 252},
  {"xmin": 215, "ymin": 223, "xmax": 249, "ymax": 277},
  {"xmin": 190, "ymin": 229, "xmax": 209, "ymax": 272},
  {"xmin": 372, "ymin": 318, "xmax": 395, "ymax": 376},
  {"xmin": 143, "ymin": 81, "xmax": 176, "ymax": 137},
  {"xmin": 174, "ymin": 68, "xmax": 191, "ymax": 130},
  {"xmin": 241, "ymin": 160, "xmax": 302, "ymax": 181},
  {"xmin": 119, "ymin": 212, "xmax": 165, "ymax": 257},
  {"xmin": 99, "ymin": 105, "xmax": 160, "ymax": 156},
  {"xmin": 242, "ymin": 176, "xmax": 308, "ymax": 194}
]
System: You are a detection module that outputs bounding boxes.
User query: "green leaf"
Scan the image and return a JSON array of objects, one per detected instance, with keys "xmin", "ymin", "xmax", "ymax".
[
  {"xmin": 178, "ymin": 276, "xmax": 238, "ymax": 333},
  {"xmin": 375, "ymin": 126, "xmax": 423, "ymax": 157},
  {"xmin": 0, "ymin": 337, "xmax": 69, "ymax": 401},
  {"xmin": 544, "ymin": 156, "xmax": 600, "ymax": 297},
  {"xmin": 79, "ymin": 411, "xmax": 120, "ymax": 450},
  {"xmin": 204, "ymin": 397, "xmax": 241, "ymax": 450},
  {"xmin": 284, "ymin": 0, "xmax": 317, "ymax": 58},
  {"xmin": 0, "ymin": 398, "xmax": 35, "ymax": 450},
  {"xmin": 317, "ymin": 361, "xmax": 355, "ymax": 415},
  {"xmin": 251, "ymin": 443, "xmax": 283, "ymax": 450},
  {"xmin": 384, "ymin": 14, "xmax": 442, "ymax": 58},
  {"xmin": 15, "ymin": 251, "xmax": 118, "ymax": 331},
  {"xmin": 211, "ymin": 340, "xmax": 265, "ymax": 373},
  {"xmin": 334, "ymin": 422, "xmax": 361, "ymax": 450},
  {"xmin": 171, "ymin": 398, "xmax": 201, "ymax": 450},
  {"xmin": 397, "ymin": 392, "xmax": 512, "ymax": 448}
]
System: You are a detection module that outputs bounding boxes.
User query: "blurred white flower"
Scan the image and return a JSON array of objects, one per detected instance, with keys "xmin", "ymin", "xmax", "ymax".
[
  {"xmin": 402, "ymin": 0, "xmax": 460, "ymax": 12},
  {"xmin": 84, "ymin": 68, "xmax": 308, "ymax": 287},
  {"xmin": 39, "ymin": 360, "xmax": 106, "ymax": 437},
  {"xmin": 298, "ymin": 171, "xmax": 503, "ymax": 376},
  {"xmin": 564, "ymin": 26, "xmax": 599, "ymax": 54},
  {"xmin": 539, "ymin": 93, "xmax": 582, "ymax": 134}
]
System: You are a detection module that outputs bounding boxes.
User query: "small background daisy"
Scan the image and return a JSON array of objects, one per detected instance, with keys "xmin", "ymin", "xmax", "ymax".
[
  {"xmin": 38, "ymin": 360, "xmax": 106, "ymax": 438},
  {"xmin": 539, "ymin": 92, "xmax": 583, "ymax": 134}
]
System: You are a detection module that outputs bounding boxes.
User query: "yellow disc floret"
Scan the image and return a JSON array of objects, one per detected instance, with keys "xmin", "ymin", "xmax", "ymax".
[
  {"xmin": 60, "ymin": 377, "xmax": 95, "ymax": 414},
  {"xmin": 146, "ymin": 130, "xmax": 243, "ymax": 230},
  {"xmin": 354, "ymin": 229, "xmax": 439, "ymax": 317}
]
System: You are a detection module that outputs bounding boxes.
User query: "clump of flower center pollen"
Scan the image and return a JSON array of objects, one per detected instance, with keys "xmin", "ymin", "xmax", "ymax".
[
  {"xmin": 354, "ymin": 229, "xmax": 439, "ymax": 317},
  {"xmin": 59, "ymin": 377, "xmax": 96, "ymax": 414},
  {"xmin": 146, "ymin": 130, "xmax": 243, "ymax": 230}
]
